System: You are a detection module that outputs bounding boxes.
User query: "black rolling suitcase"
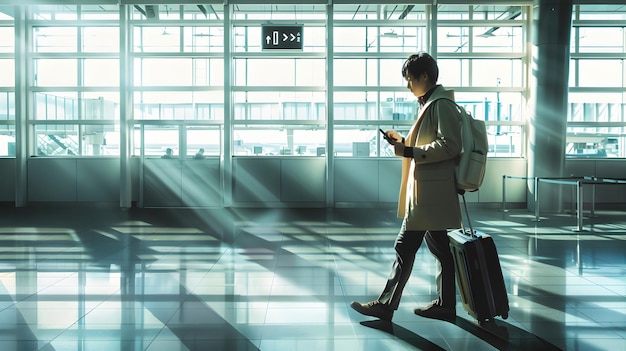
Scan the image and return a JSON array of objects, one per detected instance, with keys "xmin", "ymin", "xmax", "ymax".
[{"xmin": 448, "ymin": 193, "xmax": 509, "ymax": 325}]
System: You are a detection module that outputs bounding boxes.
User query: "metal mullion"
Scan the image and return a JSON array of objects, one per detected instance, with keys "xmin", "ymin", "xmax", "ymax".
[
  {"xmin": 573, "ymin": 20, "xmax": 626, "ymax": 27},
  {"xmin": 436, "ymin": 20, "xmax": 525, "ymax": 27},
  {"xmin": 436, "ymin": 52, "xmax": 526, "ymax": 59},
  {"xmin": 333, "ymin": 52, "xmax": 414, "ymax": 59},
  {"xmin": 130, "ymin": 20, "xmax": 223, "ymax": 27},
  {"xmin": 231, "ymin": 19, "xmax": 326, "ymax": 26},
  {"xmin": 133, "ymin": 86, "xmax": 223, "ymax": 92},
  {"xmin": 231, "ymin": 86, "xmax": 325, "ymax": 92},
  {"xmin": 77, "ymin": 14, "xmax": 84, "ymax": 156},
  {"xmin": 29, "ymin": 20, "xmax": 119, "ymax": 27},
  {"xmin": 332, "ymin": 20, "xmax": 427, "ymax": 27},
  {"xmin": 570, "ymin": 53, "xmax": 626, "ymax": 59},
  {"xmin": 132, "ymin": 52, "xmax": 224, "ymax": 58},
  {"xmin": 230, "ymin": 52, "xmax": 325, "ymax": 59},
  {"xmin": 232, "ymin": 120, "xmax": 324, "ymax": 126}
]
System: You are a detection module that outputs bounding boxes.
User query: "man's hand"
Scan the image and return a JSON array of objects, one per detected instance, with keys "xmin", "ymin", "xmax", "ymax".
[
  {"xmin": 384, "ymin": 130, "xmax": 403, "ymax": 143},
  {"xmin": 394, "ymin": 142, "xmax": 406, "ymax": 157}
]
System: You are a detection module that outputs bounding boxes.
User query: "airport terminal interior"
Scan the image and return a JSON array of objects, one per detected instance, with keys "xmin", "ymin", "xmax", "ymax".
[{"xmin": 1, "ymin": 1, "xmax": 626, "ymax": 350}]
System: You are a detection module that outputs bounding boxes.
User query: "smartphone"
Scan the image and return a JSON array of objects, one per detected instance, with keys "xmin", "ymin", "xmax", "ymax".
[{"xmin": 379, "ymin": 129, "xmax": 394, "ymax": 144}]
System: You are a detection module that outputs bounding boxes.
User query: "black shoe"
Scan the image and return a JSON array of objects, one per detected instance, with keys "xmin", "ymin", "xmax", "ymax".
[
  {"xmin": 414, "ymin": 301, "xmax": 456, "ymax": 321},
  {"xmin": 350, "ymin": 300, "xmax": 393, "ymax": 321}
]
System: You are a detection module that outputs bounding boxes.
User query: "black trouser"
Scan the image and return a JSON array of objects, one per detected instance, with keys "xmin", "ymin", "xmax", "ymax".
[{"xmin": 377, "ymin": 221, "xmax": 455, "ymax": 310}]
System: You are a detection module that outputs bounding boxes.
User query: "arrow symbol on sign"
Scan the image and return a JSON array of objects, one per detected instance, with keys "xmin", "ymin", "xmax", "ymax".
[
  {"xmin": 290, "ymin": 33, "xmax": 296, "ymax": 41},
  {"xmin": 265, "ymin": 36, "xmax": 271, "ymax": 45},
  {"xmin": 283, "ymin": 33, "xmax": 288, "ymax": 41}
]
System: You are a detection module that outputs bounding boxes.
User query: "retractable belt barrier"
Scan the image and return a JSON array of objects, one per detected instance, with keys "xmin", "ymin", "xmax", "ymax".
[{"xmin": 501, "ymin": 175, "xmax": 626, "ymax": 232}]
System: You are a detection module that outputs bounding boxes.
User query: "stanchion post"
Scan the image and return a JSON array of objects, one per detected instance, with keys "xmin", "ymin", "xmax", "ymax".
[
  {"xmin": 501, "ymin": 175, "xmax": 508, "ymax": 212},
  {"xmin": 534, "ymin": 177, "xmax": 540, "ymax": 222},
  {"xmin": 591, "ymin": 181, "xmax": 596, "ymax": 217},
  {"xmin": 576, "ymin": 180, "xmax": 584, "ymax": 232}
]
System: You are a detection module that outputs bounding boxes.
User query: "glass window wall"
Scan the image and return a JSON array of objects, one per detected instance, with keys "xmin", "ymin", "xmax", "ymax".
[
  {"xmin": 0, "ymin": 9, "xmax": 14, "ymax": 156},
  {"xmin": 231, "ymin": 4, "xmax": 326, "ymax": 156},
  {"xmin": 568, "ymin": 5, "xmax": 626, "ymax": 158},
  {"xmin": 130, "ymin": 4, "xmax": 225, "ymax": 161},
  {"xmin": 29, "ymin": 5, "xmax": 119, "ymax": 156},
  {"xmin": 10, "ymin": 2, "xmax": 534, "ymax": 159}
]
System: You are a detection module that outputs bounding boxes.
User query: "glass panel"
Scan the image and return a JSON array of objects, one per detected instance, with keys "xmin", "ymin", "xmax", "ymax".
[
  {"xmin": 133, "ymin": 91, "xmax": 224, "ymax": 121},
  {"xmin": 333, "ymin": 92, "xmax": 416, "ymax": 121},
  {"xmin": 183, "ymin": 27, "xmax": 224, "ymax": 53},
  {"xmin": 335, "ymin": 124, "xmax": 411, "ymax": 158},
  {"xmin": 135, "ymin": 58, "xmax": 192, "ymax": 86},
  {"xmin": 0, "ymin": 8, "xmax": 13, "ymax": 20},
  {"xmin": 579, "ymin": 60, "xmax": 623, "ymax": 88},
  {"xmin": 143, "ymin": 126, "xmax": 179, "ymax": 158},
  {"xmin": 233, "ymin": 58, "xmax": 325, "ymax": 86},
  {"xmin": 566, "ymin": 131, "xmax": 624, "ymax": 158},
  {"xmin": 193, "ymin": 58, "xmax": 224, "ymax": 87},
  {"xmin": 33, "ymin": 27, "xmax": 77, "ymax": 53},
  {"xmin": 233, "ymin": 91, "xmax": 325, "ymax": 120},
  {"xmin": 333, "ymin": 4, "xmax": 427, "ymax": 21},
  {"xmin": 81, "ymin": 125, "xmax": 118, "ymax": 156},
  {"xmin": 336, "ymin": 127, "xmax": 381, "ymax": 157},
  {"xmin": 379, "ymin": 93, "xmax": 418, "ymax": 121},
  {"xmin": 34, "ymin": 124, "xmax": 79, "ymax": 156},
  {"xmin": 568, "ymin": 102, "xmax": 625, "ymax": 123},
  {"xmin": 453, "ymin": 92, "xmax": 524, "ymax": 122},
  {"xmin": 82, "ymin": 27, "xmax": 119, "ymax": 52},
  {"xmin": 578, "ymin": 5, "xmax": 626, "ymax": 20},
  {"xmin": 578, "ymin": 27, "xmax": 624, "ymax": 53},
  {"xmin": 438, "ymin": 5, "xmax": 525, "ymax": 21},
  {"xmin": 334, "ymin": 59, "xmax": 406, "ymax": 88},
  {"xmin": 0, "ymin": 27, "xmax": 14, "ymax": 53},
  {"xmin": 34, "ymin": 59, "xmax": 78, "ymax": 86},
  {"xmin": 84, "ymin": 59, "xmax": 119, "ymax": 86},
  {"xmin": 378, "ymin": 27, "xmax": 426, "ymax": 53},
  {"xmin": 0, "ymin": 126, "xmax": 16, "ymax": 156},
  {"xmin": 33, "ymin": 92, "xmax": 78, "ymax": 120},
  {"xmin": 134, "ymin": 57, "xmax": 222, "ymax": 87},
  {"xmin": 232, "ymin": 125, "xmax": 325, "ymax": 156},
  {"xmin": 81, "ymin": 5, "xmax": 119, "ymax": 20},
  {"xmin": 473, "ymin": 27, "xmax": 523, "ymax": 53},
  {"xmin": 438, "ymin": 21, "xmax": 525, "ymax": 51},
  {"xmin": 232, "ymin": 4, "xmax": 326, "ymax": 21},
  {"xmin": 379, "ymin": 59, "xmax": 409, "ymax": 87},
  {"xmin": 334, "ymin": 59, "xmax": 378, "ymax": 86},
  {"xmin": 0, "ymin": 92, "xmax": 15, "ymax": 121},
  {"xmin": 471, "ymin": 59, "xmax": 523, "ymax": 87},
  {"xmin": 133, "ymin": 26, "xmax": 180, "ymax": 52},
  {"xmin": 183, "ymin": 4, "xmax": 223, "ymax": 20},
  {"xmin": 437, "ymin": 59, "xmax": 470, "ymax": 87},
  {"xmin": 488, "ymin": 126, "xmax": 523, "ymax": 157},
  {"xmin": 186, "ymin": 126, "xmax": 221, "ymax": 157},
  {"xmin": 81, "ymin": 92, "xmax": 119, "ymax": 120},
  {"xmin": 32, "ymin": 5, "xmax": 77, "ymax": 20},
  {"xmin": 0, "ymin": 59, "xmax": 14, "ymax": 86}
]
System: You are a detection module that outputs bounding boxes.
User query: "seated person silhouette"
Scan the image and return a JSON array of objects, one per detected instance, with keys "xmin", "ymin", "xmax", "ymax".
[
  {"xmin": 162, "ymin": 148, "xmax": 175, "ymax": 159},
  {"xmin": 194, "ymin": 148, "xmax": 206, "ymax": 160}
]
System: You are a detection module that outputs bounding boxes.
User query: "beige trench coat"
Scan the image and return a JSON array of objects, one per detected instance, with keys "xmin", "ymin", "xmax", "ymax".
[{"xmin": 397, "ymin": 85, "xmax": 463, "ymax": 230}]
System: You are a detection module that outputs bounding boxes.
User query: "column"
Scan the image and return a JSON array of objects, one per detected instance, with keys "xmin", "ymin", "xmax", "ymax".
[{"xmin": 527, "ymin": 0, "xmax": 573, "ymax": 211}]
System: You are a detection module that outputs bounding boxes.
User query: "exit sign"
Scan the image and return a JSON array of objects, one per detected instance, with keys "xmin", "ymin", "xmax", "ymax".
[{"xmin": 262, "ymin": 25, "xmax": 303, "ymax": 50}]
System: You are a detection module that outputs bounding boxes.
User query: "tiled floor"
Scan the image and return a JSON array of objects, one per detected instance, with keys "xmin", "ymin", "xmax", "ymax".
[{"xmin": 0, "ymin": 204, "xmax": 625, "ymax": 351}]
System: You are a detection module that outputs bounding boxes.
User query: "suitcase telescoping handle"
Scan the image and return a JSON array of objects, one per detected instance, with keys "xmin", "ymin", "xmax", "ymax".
[{"xmin": 458, "ymin": 190, "xmax": 478, "ymax": 238}]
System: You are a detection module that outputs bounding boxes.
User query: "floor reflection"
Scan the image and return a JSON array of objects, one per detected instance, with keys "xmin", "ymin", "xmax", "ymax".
[{"xmin": 0, "ymin": 206, "xmax": 624, "ymax": 350}]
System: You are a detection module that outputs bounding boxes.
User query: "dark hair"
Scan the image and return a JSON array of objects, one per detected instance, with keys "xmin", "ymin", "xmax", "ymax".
[{"xmin": 401, "ymin": 52, "xmax": 439, "ymax": 83}]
